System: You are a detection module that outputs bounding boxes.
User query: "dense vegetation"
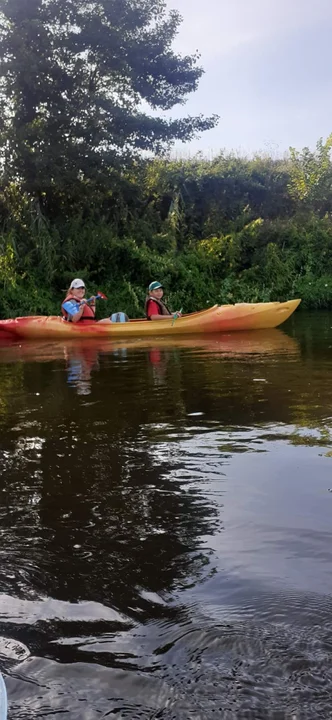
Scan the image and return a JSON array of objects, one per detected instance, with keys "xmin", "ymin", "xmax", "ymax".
[{"xmin": 0, "ymin": 0, "xmax": 331, "ymax": 318}]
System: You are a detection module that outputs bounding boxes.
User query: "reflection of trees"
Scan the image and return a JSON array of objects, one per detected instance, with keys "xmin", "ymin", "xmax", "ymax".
[
  {"xmin": 32, "ymin": 428, "xmax": 219, "ymax": 610},
  {"xmin": 1, "ymin": 329, "xmax": 332, "ymax": 648},
  {"xmin": 0, "ymin": 347, "xmax": 222, "ymax": 625},
  {"xmin": 0, "ymin": 363, "xmax": 24, "ymax": 426}
]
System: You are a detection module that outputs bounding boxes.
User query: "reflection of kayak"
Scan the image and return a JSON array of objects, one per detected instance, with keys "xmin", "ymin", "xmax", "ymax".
[
  {"xmin": 0, "ymin": 300, "xmax": 301, "ymax": 339},
  {"xmin": 0, "ymin": 329, "xmax": 299, "ymax": 363},
  {"xmin": 117, "ymin": 329, "xmax": 300, "ymax": 357},
  {"xmin": 0, "ymin": 673, "xmax": 7, "ymax": 720}
]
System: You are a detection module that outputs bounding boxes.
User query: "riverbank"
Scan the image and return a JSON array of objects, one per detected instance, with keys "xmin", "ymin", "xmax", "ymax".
[
  {"xmin": 1, "ymin": 145, "xmax": 332, "ymax": 318},
  {"xmin": 0, "ymin": 228, "xmax": 331, "ymax": 319}
]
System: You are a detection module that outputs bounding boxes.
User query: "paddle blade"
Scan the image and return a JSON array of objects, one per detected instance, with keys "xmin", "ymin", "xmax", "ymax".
[{"xmin": 96, "ymin": 291, "xmax": 108, "ymax": 300}]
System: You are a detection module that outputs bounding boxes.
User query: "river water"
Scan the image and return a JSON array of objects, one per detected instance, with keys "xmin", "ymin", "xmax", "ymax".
[{"xmin": 0, "ymin": 312, "xmax": 332, "ymax": 719}]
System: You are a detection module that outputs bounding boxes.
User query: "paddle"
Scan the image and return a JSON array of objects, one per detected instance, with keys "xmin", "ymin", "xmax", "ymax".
[
  {"xmin": 172, "ymin": 307, "xmax": 183, "ymax": 327},
  {"xmin": 81, "ymin": 291, "xmax": 108, "ymax": 306}
]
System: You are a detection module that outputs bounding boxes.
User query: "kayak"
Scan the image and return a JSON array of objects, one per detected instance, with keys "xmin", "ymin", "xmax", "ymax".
[
  {"xmin": 0, "ymin": 300, "xmax": 301, "ymax": 340},
  {"xmin": 0, "ymin": 300, "xmax": 301, "ymax": 339}
]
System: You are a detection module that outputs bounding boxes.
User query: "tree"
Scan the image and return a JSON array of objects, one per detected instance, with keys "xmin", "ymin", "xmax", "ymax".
[
  {"xmin": 288, "ymin": 135, "xmax": 332, "ymax": 215},
  {"xmin": 0, "ymin": 0, "xmax": 218, "ymax": 197}
]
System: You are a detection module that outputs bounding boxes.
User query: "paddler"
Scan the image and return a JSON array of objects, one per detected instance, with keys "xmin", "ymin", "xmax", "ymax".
[
  {"xmin": 61, "ymin": 279, "xmax": 96, "ymax": 323},
  {"xmin": 145, "ymin": 281, "xmax": 182, "ymax": 321}
]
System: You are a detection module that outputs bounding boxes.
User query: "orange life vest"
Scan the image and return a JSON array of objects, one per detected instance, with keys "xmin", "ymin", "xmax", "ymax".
[{"xmin": 61, "ymin": 294, "xmax": 96, "ymax": 322}]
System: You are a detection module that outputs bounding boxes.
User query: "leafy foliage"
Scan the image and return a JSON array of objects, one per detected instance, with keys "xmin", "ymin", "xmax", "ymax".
[
  {"xmin": 288, "ymin": 135, "xmax": 332, "ymax": 213},
  {"xmin": 0, "ymin": 0, "xmax": 331, "ymax": 317},
  {"xmin": 0, "ymin": 0, "xmax": 217, "ymax": 196}
]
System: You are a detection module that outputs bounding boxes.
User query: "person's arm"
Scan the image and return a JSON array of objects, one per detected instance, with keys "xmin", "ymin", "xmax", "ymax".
[
  {"xmin": 148, "ymin": 300, "xmax": 182, "ymax": 320},
  {"xmin": 71, "ymin": 303, "xmax": 87, "ymax": 323},
  {"xmin": 62, "ymin": 299, "xmax": 86, "ymax": 323},
  {"xmin": 150, "ymin": 307, "xmax": 182, "ymax": 321},
  {"xmin": 149, "ymin": 313, "xmax": 168, "ymax": 321},
  {"xmin": 147, "ymin": 299, "xmax": 168, "ymax": 321},
  {"xmin": 149, "ymin": 311, "xmax": 182, "ymax": 320}
]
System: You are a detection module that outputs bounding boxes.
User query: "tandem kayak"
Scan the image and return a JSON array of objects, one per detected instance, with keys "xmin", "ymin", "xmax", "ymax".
[{"xmin": 0, "ymin": 300, "xmax": 301, "ymax": 340}]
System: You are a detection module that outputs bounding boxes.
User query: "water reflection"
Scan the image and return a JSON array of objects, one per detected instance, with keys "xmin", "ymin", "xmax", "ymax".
[
  {"xmin": 65, "ymin": 343, "xmax": 99, "ymax": 395},
  {"xmin": 0, "ymin": 327, "xmax": 300, "ymax": 363},
  {"xmin": 0, "ymin": 319, "xmax": 332, "ymax": 718},
  {"xmin": 0, "ymin": 328, "xmax": 299, "ymax": 398}
]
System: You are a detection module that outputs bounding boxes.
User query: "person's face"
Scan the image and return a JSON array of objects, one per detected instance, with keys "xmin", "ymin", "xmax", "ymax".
[
  {"xmin": 150, "ymin": 287, "xmax": 164, "ymax": 299},
  {"xmin": 72, "ymin": 286, "xmax": 86, "ymax": 299}
]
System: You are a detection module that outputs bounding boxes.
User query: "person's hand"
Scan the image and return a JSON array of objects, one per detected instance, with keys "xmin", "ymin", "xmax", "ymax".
[{"xmin": 173, "ymin": 310, "xmax": 182, "ymax": 320}]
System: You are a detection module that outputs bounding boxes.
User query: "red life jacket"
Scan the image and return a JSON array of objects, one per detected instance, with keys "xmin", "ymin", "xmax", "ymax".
[
  {"xmin": 61, "ymin": 294, "xmax": 96, "ymax": 322},
  {"xmin": 144, "ymin": 296, "xmax": 171, "ymax": 320}
]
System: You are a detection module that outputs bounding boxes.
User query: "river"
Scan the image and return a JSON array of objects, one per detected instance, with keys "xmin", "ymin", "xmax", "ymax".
[{"xmin": 0, "ymin": 312, "xmax": 332, "ymax": 719}]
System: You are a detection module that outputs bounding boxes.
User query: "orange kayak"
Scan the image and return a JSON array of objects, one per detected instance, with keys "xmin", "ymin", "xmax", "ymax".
[{"xmin": 0, "ymin": 300, "xmax": 301, "ymax": 339}]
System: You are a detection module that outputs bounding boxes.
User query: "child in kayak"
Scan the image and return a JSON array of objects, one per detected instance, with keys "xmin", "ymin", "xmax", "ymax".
[
  {"xmin": 61, "ymin": 279, "xmax": 96, "ymax": 323},
  {"xmin": 145, "ymin": 281, "xmax": 182, "ymax": 321}
]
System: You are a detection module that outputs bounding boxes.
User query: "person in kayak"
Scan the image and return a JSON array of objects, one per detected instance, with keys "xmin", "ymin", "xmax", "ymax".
[
  {"xmin": 62, "ymin": 279, "xmax": 96, "ymax": 323},
  {"xmin": 145, "ymin": 281, "xmax": 182, "ymax": 321}
]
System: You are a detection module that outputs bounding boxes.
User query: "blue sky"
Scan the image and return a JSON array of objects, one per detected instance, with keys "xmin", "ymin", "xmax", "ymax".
[{"xmin": 164, "ymin": 0, "xmax": 332, "ymax": 155}]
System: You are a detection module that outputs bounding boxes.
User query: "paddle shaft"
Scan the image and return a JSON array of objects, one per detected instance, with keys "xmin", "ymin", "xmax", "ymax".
[
  {"xmin": 80, "ymin": 293, "xmax": 107, "ymax": 306},
  {"xmin": 172, "ymin": 307, "xmax": 183, "ymax": 326}
]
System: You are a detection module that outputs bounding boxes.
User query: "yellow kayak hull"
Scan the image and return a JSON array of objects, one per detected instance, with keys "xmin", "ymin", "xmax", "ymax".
[{"xmin": 0, "ymin": 300, "xmax": 301, "ymax": 339}]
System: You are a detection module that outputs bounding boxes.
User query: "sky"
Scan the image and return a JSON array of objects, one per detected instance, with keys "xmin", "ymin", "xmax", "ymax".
[{"xmin": 163, "ymin": 0, "xmax": 332, "ymax": 156}]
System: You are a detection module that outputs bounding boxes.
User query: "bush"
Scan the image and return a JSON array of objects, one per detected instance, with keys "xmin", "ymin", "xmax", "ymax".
[{"xmin": 1, "ymin": 143, "xmax": 332, "ymax": 317}]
